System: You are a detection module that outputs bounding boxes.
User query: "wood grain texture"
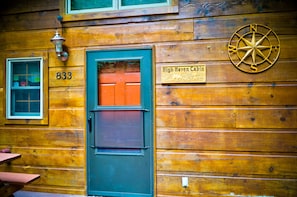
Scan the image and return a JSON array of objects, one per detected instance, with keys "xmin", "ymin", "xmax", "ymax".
[
  {"xmin": 1, "ymin": 147, "xmax": 84, "ymax": 168},
  {"xmin": 157, "ymin": 150, "xmax": 297, "ymax": 178},
  {"xmin": 0, "ymin": 10, "xmax": 60, "ymax": 31},
  {"xmin": 156, "ymin": 36, "xmax": 297, "ymax": 63},
  {"xmin": 49, "ymin": 87, "xmax": 85, "ymax": 108},
  {"xmin": 0, "ymin": 166, "xmax": 84, "ymax": 191},
  {"xmin": 194, "ymin": 11, "xmax": 297, "ymax": 39},
  {"xmin": 0, "ymin": 128, "xmax": 84, "ymax": 147},
  {"xmin": 157, "ymin": 129, "xmax": 297, "ymax": 153},
  {"xmin": 157, "ymin": 107, "xmax": 297, "ymax": 129},
  {"xmin": 157, "ymin": 83, "xmax": 297, "ymax": 106},
  {"xmin": 0, "ymin": 0, "xmax": 58, "ymax": 14},
  {"xmin": 157, "ymin": 173, "xmax": 297, "ymax": 197},
  {"xmin": 0, "ymin": 0, "xmax": 296, "ymax": 195},
  {"xmin": 179, "ymin": 0, "xmax": 297, "ymax": 18}
]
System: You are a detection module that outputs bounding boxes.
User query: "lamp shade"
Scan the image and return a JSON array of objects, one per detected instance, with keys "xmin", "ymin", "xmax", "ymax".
[{"xmin": 50, "ymin": 31, "xmax": 65, "ymax": 53}]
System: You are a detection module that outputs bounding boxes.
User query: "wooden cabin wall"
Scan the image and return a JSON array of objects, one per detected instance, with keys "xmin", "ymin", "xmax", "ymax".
[
  {"xmin": 0, "ymin": 0, "xmax": 297, "ymax": 196},
  {"xmin": 0, "ymin": 0, "xmax": 86, "ymax": 195}
]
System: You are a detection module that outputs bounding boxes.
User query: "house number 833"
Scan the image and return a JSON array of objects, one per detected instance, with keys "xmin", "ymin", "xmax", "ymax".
[{"xmin": 56, "ymin": 72, "xmax": 72, "ymax": 80}]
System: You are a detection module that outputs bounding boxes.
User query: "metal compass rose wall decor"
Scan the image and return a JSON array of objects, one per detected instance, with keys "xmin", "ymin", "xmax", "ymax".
[{"xmin": 228, "ymin": 24, "xmax": 280, "ymax": 73}]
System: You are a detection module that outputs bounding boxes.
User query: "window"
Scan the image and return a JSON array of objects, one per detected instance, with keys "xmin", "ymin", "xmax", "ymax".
[
  {"xmin": 67, "ymin": 0, "xmax": 170, "ymax": 14},
  {"xmin": 62, "ymin": 0, "xmax": 178, "ymax": 21},
  {"xmin": 6, "ymin": 57, "xmax": 43, "ymax": 119}
]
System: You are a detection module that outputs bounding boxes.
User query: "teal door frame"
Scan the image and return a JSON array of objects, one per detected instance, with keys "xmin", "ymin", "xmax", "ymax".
[{"xmin": 86, "ymin": 47, "xmax": 154, "ymax": 197}]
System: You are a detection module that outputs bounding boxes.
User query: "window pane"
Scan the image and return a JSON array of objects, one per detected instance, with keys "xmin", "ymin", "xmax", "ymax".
[
  {"xmin": 71, "ymin": 0, "xmax": 113, "ymax": 10},
  {"xmin": 121, "ymin": 0, "xmax": 167, "ymax": 6},
  {"xmin": 13, "ymin": 89, "xmax": 40, "ymax": 114},
  {"xmin": 97, "ymin": 60, "xmax": 140, "ymax": 106}
]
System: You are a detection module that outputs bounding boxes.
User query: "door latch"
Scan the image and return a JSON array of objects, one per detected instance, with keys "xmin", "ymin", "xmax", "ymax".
[{"xmin": 88, "ymin": 115, "xmax": 92, "ymax": 132}]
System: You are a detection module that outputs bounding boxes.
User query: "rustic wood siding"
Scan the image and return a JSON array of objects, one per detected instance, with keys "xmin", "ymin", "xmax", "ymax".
[{"xmin": 0, "ymin": 0, "xmax": 296, "ymax": 196}]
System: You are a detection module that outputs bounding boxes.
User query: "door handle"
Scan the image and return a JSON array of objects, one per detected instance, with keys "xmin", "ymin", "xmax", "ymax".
[{"xmin": 88, "ymin": 115, "xmax": 92, "ymax": 132}]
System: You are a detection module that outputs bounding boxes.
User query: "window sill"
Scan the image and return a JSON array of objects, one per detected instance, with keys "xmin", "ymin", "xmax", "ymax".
[{"xmin": 60, "ymin": 1, "xmax": 178, "ymax": 22}]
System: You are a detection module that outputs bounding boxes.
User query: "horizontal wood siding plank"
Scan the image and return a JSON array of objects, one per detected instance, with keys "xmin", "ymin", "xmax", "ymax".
[
  {"xmin": 156, "ymin": 129, "xmax": 297, "ymax": 152},
  {"xmin": 65, "ymin": 19, "xmax": 194, "ymax": 47},
  {"xmin": 156, "ymin": 36, "xmax": 297, "ymax": 63},
  {"xmin": 49, "ymin": 108, "xmax": 85, "ymax": 128},
  {"xmin": 157, "ymin": 151, "xmax": 297, "ymax": 178},
  {"xmin": 194, "ymin": 11, "xmax": 297, "ymax": 39},
  {"xmin": 179, "ymin": 0, "xmax": 297, "ymax": 19},
  {"xmin": 236, "ymin": 107, "xmax": 297, "ymax": 129},
  {"xmin": 0, "ymin": 128, "xmax": 84, "ymax": 147},
  {"xmin": 0, "ymin": 166, "xmax": 84, "ymax": 189},
  {"xmin": 0, "ymin": 20, "xmax": 193, "ymax": 50},
  {"xmin": 1, "ymin": 0, "xmax": 58, "ymax": 14},
  {"xmin": 157, "ymin": 107, "xmax": 297, "ymax": 129},
  {"xmin": 157, "ymin": 60, "xmax": 297, "ymax": 84},
  {"xmin": 22, "ymin": 185, "xmax": 85, "ymax": 195},
  {"xmin": 48, "ymin": 48, "xmax": 85, "ymax": 68},
  {"xmin": 0, "ymin": 10, "xmax": 60, "ymax": 31},
  {"xmin": 49, "ymin": 87, "xmax": 85, "ymax": 108},
  {"xmin": 157, "ymin": 174, "xmax": 297, "ymax": 196},
  {"xmin": 0, "ymin": 30, "xmax": 53, "ymax": 51},
  {"xmin": 157, "ymin": 107, "xmax": 236, "ymax": 128},
  {"xmin": 4, "ymin": 147, "xmax": 85, "ymax": 168},
  {"xmin": 157, "ymin": 83, "xmax": 297, "ymax": 106}
]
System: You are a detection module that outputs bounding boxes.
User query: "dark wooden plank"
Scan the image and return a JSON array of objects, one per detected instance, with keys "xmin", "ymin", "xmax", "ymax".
[
  {"xmin": 0, "ymin": 10, "xmax": 60, "ymax": 31},
  {"xmin": 179, "ymin": 0, "xmax": 297, "ymax": 18},
  {"xmin": 194, "ymin": 11, "xmax": 297, "ymax": 39},
  {"xmin": 0, "ymin": 0, "xmax": 58, "ymax": 14},
  {"xmin": 156, "ymin": 129, "xmax": 297, "ymax": 152}
]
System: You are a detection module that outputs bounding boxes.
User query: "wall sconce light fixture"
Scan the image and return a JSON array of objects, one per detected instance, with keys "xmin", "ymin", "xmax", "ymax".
[{"xmin": 50, "ymin": 30, "xmax": 68, "ymax": 62}]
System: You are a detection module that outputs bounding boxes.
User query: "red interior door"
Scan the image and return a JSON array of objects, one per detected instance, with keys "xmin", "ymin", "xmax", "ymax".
[{"xmin": 98, "ymin": 61, "xmax": 140, "ymax": 105}]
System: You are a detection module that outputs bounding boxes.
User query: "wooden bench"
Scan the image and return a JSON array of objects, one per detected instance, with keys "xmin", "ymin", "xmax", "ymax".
[{"xmin": 0, "ymin": 172, "xmax": 40, "ymax": 197}]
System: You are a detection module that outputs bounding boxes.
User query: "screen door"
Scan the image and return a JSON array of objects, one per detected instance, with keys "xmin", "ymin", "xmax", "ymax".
[{"xmin": 87, "ymin": 48, "xmax": 154, "ymax": 197}]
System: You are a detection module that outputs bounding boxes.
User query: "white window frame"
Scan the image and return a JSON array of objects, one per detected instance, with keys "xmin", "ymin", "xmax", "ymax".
[
  {"xmin": 6, "ymin": 57, "xmax": 43, "ymax": 120},
  {"xmin": 66, "ymin": 0, "xmax": 171, "ymax": 14}
]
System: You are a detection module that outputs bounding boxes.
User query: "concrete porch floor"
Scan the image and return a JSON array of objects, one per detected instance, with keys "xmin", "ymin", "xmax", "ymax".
[{"xmin": 14, "ymin": 191, "xmax": 88, "ymax": 197}]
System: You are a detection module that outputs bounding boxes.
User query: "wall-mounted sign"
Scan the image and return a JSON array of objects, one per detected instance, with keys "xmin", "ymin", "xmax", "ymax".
[
  {"xmin": 161, "ymin": 64, "xmax": 206, "ymax": 84},
  {"xmin": 228, "ymin": 24, "xmax": 280, "ymax": 73}
]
